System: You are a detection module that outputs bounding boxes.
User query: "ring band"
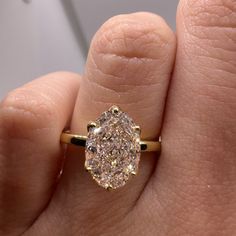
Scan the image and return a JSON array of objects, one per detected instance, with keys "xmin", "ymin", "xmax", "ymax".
[
  {"xmin": 60, "ymin": 105, "xmax": 161, "ymax": 190},
  {"xmin": 61, "ymin": 132, "xmax": 161, "ymax": 152}
]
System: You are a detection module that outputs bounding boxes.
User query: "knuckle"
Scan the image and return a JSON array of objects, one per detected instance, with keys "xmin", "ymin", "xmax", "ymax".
[
  {"xmin": 0, "ymin": 88, "xmax": 57, "ymax": 137},
  {"xmin": 92, "ymin": 12, "xmax": 175, "ymax": 60}
]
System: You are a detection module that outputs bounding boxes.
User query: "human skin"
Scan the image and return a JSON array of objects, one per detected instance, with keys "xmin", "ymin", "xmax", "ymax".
[{"xmin": 0, "ymin": 0, "xmax": 235, "ymax": 235}]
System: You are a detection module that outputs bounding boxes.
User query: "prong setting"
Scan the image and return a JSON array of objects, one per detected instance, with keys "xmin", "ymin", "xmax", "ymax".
[
  {"xmin": 85, "ymin": 165, "xmax": 92, "ymax": 172},
  {"xmin": 87, "ymin": 121, "xmax": 97, "ymax": 132},
  {"xmin": 105, "ymin": 184, "xmax": 113, "ymax": 191},
  {"xmin": 134, "ymin": 125, "xmax": 141, "ymax": 135},
  {"xmin": 110, "ymin": 105, "xmax": 120, "ymax": 115}
]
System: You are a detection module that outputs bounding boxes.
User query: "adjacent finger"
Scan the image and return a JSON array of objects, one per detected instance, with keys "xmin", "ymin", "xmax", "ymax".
[
  {"xmin": 0, "ymin": 72, "xmax": 80, "ymax": 235},
  {"xmin": 147, "ymin": 0, "xmax": 236, "ymax": 234}
]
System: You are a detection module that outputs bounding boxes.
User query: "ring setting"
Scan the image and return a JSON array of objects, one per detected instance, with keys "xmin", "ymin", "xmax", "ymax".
[{"xmin": 61, "ymin": 105, "xmax": 161, "ymax": 190}]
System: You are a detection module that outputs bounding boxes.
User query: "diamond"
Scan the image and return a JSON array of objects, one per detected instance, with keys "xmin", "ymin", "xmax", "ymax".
[{"xmin": 85, "ymin": 106, "xmax": 141, "ymax": 189}]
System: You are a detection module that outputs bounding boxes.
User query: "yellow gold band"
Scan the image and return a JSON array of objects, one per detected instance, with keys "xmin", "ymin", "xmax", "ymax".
[{"xmin": 60, "ymin": 131, "xmax": 161, "ymax": 153}]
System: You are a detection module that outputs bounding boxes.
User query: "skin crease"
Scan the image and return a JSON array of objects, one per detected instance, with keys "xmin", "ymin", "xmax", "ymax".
[{"xmin": 0, "ymin": 0, "xmax": 235, "ymax": 235}]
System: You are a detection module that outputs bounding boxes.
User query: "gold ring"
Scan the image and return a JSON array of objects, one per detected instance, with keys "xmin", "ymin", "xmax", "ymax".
[{"xmin": 60, "ymin": 105, "xmax": 161, "ymax": 190}]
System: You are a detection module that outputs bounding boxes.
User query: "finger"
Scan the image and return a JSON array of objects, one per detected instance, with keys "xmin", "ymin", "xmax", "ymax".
[
  {"xmin": 0, "ymin": 72, "xmax": 80, "ymax": 235},
  {"xmin": 49, "ymin": 12, "xmax": 176, "ymax": 232},
  {"xmin": 147, "ymin": 0, "xmax": 236, "ymax": 234}
]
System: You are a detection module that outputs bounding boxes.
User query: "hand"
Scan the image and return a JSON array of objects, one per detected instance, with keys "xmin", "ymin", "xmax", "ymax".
[{"xmin": 0, "ymin": 1, "xmax": 235, "ymax": 235}]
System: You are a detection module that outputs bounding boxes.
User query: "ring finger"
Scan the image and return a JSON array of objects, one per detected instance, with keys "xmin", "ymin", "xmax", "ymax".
[{"xmin": 50, "ymin": 12, "xmax": 176, "ymax": 233}]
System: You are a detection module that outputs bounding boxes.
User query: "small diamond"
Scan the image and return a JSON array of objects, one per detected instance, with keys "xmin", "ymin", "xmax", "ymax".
[{"xmin": 85, "ymin": 106, "xmax": 141, "ymax": 189}]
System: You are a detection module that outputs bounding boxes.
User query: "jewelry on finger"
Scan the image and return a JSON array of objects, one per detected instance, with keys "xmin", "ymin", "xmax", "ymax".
[{"xmin": 60, "ymin": 105, "xmax": 161, "ymax": 190}]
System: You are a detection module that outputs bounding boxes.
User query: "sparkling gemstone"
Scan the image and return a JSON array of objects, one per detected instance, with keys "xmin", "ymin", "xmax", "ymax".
[{"xmin": 85, "ymin": 106, "xmax": 141, "ymax": 189}]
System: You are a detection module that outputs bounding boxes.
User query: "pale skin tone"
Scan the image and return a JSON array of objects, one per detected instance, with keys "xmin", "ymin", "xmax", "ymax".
[{"xmin": 0, "ymin": 0, "xmax": 235, "ymax": 235}]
